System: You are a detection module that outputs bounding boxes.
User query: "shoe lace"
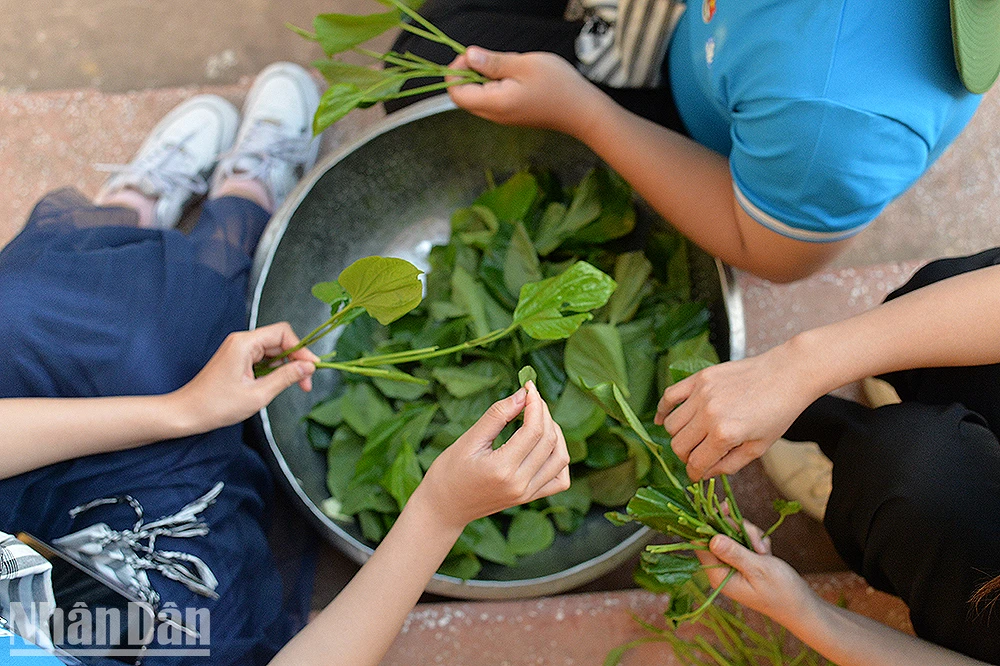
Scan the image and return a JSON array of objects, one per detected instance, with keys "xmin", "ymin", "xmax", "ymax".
[
  {"xmin": 215, "ymin": 119, "xmax": 313, "ymax": 182},
  {"xmin": 95, "ymin": 131, "xmax": 210, "ymax": 198}
]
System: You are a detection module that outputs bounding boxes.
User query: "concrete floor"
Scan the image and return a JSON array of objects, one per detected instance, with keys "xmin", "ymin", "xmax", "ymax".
[
  {"xmin": 0, "ymin": 0, "xmax": 388, "ymax": 93},
  {"xmin": 2, "ymin": 1, "xmax": 1000, "ymax": 662}
]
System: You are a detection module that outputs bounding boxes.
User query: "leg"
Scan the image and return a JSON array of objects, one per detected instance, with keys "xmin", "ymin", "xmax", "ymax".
[
  {"xmin": 187, "ymin": 196, "xmax": 270, "ymax": 282},
  {"xmin": 20, "ymin": 187, "xmax": 142, "ymax": 231},
  {"xmin": 820, "ymin": 401, "xmax": 1000, "ymax": 663},
  {"xmin": 879, "ymin": 247, "xmax": 1000, "ymax": 429}
]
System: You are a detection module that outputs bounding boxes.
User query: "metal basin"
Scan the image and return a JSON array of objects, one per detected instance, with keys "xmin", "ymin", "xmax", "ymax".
[{"xmin": 248, "ymin": 96, "xmax": 745, "ymax": 599}]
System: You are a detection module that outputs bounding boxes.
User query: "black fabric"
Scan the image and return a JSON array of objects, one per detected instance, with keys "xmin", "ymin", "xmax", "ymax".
[
  {"xmin": 384, "ymin": 0, "xmax": 689, "ymax": 133},
  {"xmin": 783, "ymin": 249, "xmax": 1000, "ymax": 664}
]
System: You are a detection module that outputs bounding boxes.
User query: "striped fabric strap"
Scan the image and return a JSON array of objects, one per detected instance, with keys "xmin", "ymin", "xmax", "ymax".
[
  {"xmin": 0, "ymin": 533, "xmax": 50, "ymax": 581},
  {"xmin": 0, "ymin": 531, "xmax": 57, "ymax": 651},
  {"xmin": 576, "ymin": 0, "xmax": 686, "ymax": 88}
]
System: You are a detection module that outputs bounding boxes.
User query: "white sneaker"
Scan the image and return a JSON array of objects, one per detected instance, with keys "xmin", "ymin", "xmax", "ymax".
[
  {"xmin": 96, "ymin": 95, "xmax": 239, "ymax": 229},
  {"xmin": 210, "ymin": 62, "xmax": 321, "ymax": 211}
]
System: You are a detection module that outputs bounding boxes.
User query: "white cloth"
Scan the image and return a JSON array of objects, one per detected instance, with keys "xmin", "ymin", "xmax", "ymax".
[
  {"xmin": 0, "ymin": 531, "xmax": 57, "ymax": 651},
  {"xmin": 52, "ymin": 482, "xmax": 224, "ymax": 607},
  {"xmin": 576, "ymin": 0, "xmax": 686, "ymax": 88}
]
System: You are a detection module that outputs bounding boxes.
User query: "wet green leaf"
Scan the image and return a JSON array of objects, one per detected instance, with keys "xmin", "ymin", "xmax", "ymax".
[
  {"xmin": 565, "ymin": 324, "xmax": 629, "ymax": 396},
  {"xmin": 457, "ymin": 518, "xmax": 516, "ymax": 566},
  {"xmin": 382, "ymin": 441, "xmax": 423, "ymax": 509},
  {"xmin": 313, "ymin": 11, "xmax": 401, "ymax": 55},
  {"xmin": 664, "ymin": 330, "xmax": 719, "ymax": 387},
  {"xmin": 668, "ymin": 357, "xmax": 714, "ymax": 384},
  {"xmin": 451, "ymin": 204, "xmax": 499, "ymax": 249},
  {"xmin": 588, "ymin": 458, "xmax": 639, "ymax": 506},
  {"xmin": 358, "ymin": 509, "xmax": 389, "ymax": 542},
  {"xmin": 341, "ymin": 383, "xmax": 394, "ymax": 437},
  {"xmin": 504, "ymin": 221, "xmax": 543, "ymax": 296},
  {"xmin": 373, "ymin": 370, "xmax": 431, "ymax": 400},
  {"xmin": 451, "ymin": 265, "xmax": 491, "ymax": 338},
  {"xmin": 307, "ymin": 395, "xmax": 344, "ymax": 428},
  {"xmin": 635, "ymin": 551, "xmax": 701, "ymax": 592},
  {"xmin": 518, "ymin": 365, "xmax": 537, "ymax": 388},
  {"xmin": 338, "ymin": 256, "xmax": 424, "ymax": 326},
  {"xmin": 311, "ymin": 280, "xmax": 349, "ymax": 309},
  {"xmin": 533, "ymin": 169, "xmax": 602, "ymax": 255},
  {"xmin": 652, "ymin": 302, "xmax": 710, "ymax": 352},
  {"xmin": 314, "ymin": 83, "xmax": 366, "ymax": 134},
  {"xmin": 572, "ymin": 168, "xmax": 636, "ymax": 243},
  {"xmin": 552, "ymin": 381, "xmax": 606, "ymax": 446},
  {"xmin": 617, "ymin": 318, "xmax": 657, "ymax": 416},
  {"xmin": 584, "ymin": 428, "xmax": 630, "ymax": 469},
  {"xmin": 474, "ymin": 171, "xmax": 538, "ymax": 222},
  {"xmin": 507, "ymin": 510, "xmax": 556, "ymax": 556},
  {"xmin": 433, "ymin": 363, "xmax": 504, "ymax": 398},
  {"xmin": 513, "ymin": 262, "xmax": 616, "ymax": 340},
  {"xmin": 438, "ymin": 552, "xmax": 482, "ymax": 580},
  {"xmin": 326, "ymin": 426, "xmax": 364, "ymax": 499},
  {"xmin": 605, "ymin": 251, "xmax": 653, "ymax": 326},
  {"xmin": 312, "ymin": 59, "xmax": 399, "ymax": 90}
]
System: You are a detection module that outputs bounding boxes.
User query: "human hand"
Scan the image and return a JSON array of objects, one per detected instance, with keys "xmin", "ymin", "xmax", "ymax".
[
  {"xmin": 446, "ymin": 46, "xmax": 607, "ymax": 138},
  {"xmin": 695, "ymin": 521, "xmax": 816, "ymax": 628},
  {"xmin": 173, "ymin": 322, "xmax": 319, "ymax": 433},
  {"xmin": 654, "ymin": 345, "xmax": 819, "ymax": 480},
  {"xmin": 415, "ymin": 381, "xmax": 571, "ymax": 532}
]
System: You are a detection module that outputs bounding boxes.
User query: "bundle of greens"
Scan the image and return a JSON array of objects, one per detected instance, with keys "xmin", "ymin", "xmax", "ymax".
[
  {"xmin": 301, "ymin": 166, "xmax": 748, "ymax": 581},
  {"xmin": 290, "ymin": 0, "xmax": 486, "ymax": 133},
  {"xmin": 606, "ymin": 594, "xmax": 833, "ymax": 666}
]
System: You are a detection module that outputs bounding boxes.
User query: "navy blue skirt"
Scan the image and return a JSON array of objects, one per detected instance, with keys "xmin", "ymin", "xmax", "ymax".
[{"xmin": 0, "ymin": 189, "xmax": 307, "ymax": 665}]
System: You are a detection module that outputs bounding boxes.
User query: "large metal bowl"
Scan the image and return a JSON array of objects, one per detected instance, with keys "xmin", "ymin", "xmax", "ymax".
[{"xmin": 248, "ymin": 96, "xmax": 745, "ymax": 599}]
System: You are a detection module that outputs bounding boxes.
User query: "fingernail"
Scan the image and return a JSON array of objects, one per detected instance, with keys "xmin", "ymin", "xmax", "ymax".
[
  {"xmin": 525, "ymin": 380, "xmax": 536, "ymax": 393},
  {"xmin": 468, "ymin": 48, "xmax": 486, "ymax": 67},
  {"xmin": 711, "ymin": 535, "xmax": 730, "ymax": 553},
  {"xmin": 513, "ymin": 387, "xmax": 527, "ymax": 403}
]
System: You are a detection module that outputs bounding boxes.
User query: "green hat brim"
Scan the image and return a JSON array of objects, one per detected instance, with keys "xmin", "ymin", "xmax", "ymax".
[{"xmin": 952, "ymin": 0, "xmax": 1000, "ymax": 94}]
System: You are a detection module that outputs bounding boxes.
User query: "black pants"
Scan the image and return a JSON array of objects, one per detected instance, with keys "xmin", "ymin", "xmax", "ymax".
[
  {"xmin": 785, "ymin": 247, "xmax": 1000, "ymax": 664},
  {"xmin": 385, "ymin": 0, "xmax": 689, "ymax": 133}
]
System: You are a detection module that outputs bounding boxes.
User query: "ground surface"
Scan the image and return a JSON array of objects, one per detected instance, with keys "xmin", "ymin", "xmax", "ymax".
[{"xmin": 3, "ymin": 1, "xmax": 999, "ymax": 662}]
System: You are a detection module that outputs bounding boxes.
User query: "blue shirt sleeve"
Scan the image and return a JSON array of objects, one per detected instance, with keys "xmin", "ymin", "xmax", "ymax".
[{"xmin": 729, "ymin": 98, "xmax": 928, "ymax": 242}]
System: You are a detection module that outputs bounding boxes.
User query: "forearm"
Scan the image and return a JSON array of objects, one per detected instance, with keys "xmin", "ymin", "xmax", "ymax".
[
  {"xmin": 572, "ymin": 93, "xmax": 842, "ymax": 282},
  {"xmin": 0, "ymin": 394, "xmax": 193, "ymax": 479},
  {"xmin": 269, "ymin": 486, "xmax": 463, "ymax": 666},
  {"xmin": 784, "ymin": 595, "xmax": 987, "ymax": 666},
  {"xmin": 783, "ymin": 264, "xmax": 1000, "ymax": 398}
]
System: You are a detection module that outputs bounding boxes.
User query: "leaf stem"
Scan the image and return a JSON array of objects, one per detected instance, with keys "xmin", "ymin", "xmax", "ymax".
[
  {"xmin": 314, "ymin": 361, "xmax": 428, "ymax": 384},
  {"xmin": 385, "ymin": 0, "xmax": 467, "ymax": 54},
  {"xmin": 668, "ymin": 568, "xmax": 736, "ymax": 625}
]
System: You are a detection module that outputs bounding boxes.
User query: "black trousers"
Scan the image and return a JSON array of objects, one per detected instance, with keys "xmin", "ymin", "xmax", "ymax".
[
  {"xmin": 385, "ymin": 0, "xmax": 689, "ymax": 133},
  {"xmin": 785, "ymin": 247, "xmax": 1000, "ymax": 664}
]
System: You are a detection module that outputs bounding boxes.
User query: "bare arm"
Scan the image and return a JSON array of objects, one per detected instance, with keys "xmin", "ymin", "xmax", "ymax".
[
  {"xmin": 698, "ymin": 531, "xmax": 988, "ymax": 666},
  {"xmin": 657, "ymin": 263, "xmax": 1000, "ymax": 479},
  {"xmin": 0, "ymin": 323, "xmax": 318, "ymax": 479},
  {"xmin": 269, "ymin": 383, "xmax": 571, "ymax": 666},
  {"xmin": 447, "ymin": 47, "xmax": 847, "ymax": 283}
]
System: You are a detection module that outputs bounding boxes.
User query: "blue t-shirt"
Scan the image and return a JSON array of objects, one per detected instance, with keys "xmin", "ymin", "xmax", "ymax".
[{"xmin": 669, "ymin": 0, "xmax": 983, "ymax": 242}]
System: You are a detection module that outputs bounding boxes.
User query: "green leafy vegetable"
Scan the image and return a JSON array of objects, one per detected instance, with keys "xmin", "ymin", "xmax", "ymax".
[
  {"xmin": 296, "ymin": 168, "xmax": 752, "ymax": 582},
  {"xmin": 506, "ymin": 510, "xmax": 556, "ymax": 556},
  {"xmin": 338, "ymin": 256, "xmax": 424, "ymax": 326},
  {"xmin": 564, "ymin": 324, "xmax": 629, "ymax": 395},
  {"xmin": 292, "ymin": 0, "xmax": 487, "ymax": 133},
  {"xmin": 512, "ymin": 261, "xmax": 617, "ymax": 340}
]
